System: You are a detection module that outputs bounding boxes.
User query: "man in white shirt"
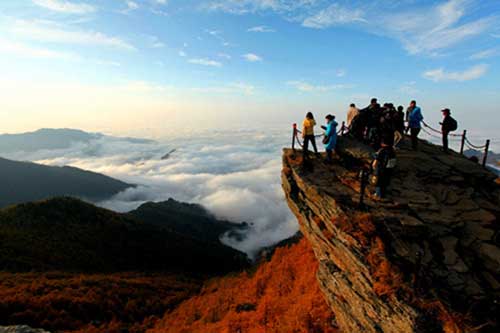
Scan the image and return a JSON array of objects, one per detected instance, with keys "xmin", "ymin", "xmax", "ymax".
[{"xmin": 347, "ymin": 103, "xmax": 360, "ymax": 128}]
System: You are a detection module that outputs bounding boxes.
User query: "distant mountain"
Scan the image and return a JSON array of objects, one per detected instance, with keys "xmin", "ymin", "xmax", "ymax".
[
  {"xmin": 464, "ymin": 148, "xmax": 500, "ymax": 165},
  {"xmin": 0, "ymin": 197, "xmax": 249, "ymax": 273},
  {"xmin": 0, "ymin": 128, "xmax": 154, "ymax": 154},
  {"xmin": 0, "ymin": 157, "xmax": 132, "ymax": 208},
  {"xmin": 129, "ymin": 199, "xmax": 249, "ymax": 244}
]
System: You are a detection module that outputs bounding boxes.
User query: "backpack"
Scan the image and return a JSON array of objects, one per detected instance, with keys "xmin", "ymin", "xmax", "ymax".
[{"xmin": 448, "ymin": 117, "xmax": 458, "ymax": 131}]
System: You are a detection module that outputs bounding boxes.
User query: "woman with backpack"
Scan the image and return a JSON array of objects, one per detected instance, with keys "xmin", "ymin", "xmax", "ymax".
[{"xmin": 440, "ymin": 108, "xmax": 457, "ymax": 153}]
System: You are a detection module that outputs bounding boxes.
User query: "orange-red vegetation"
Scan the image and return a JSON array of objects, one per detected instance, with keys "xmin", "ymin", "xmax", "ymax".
[
  {"xmin": 495, "ymin": 177, "xmax": 500, "ymax": 185},
  {"xmin": 149, "ymin": 238, "xmax": 337, "ymax": 333},
  {"xmin": 333, "ymin": 213, "xmax": 465, "ymax": 332},
  {"xmin": 0, "ymin": 272, "xmax": 200, "ymax": 333},
  {"xmin": 366, "ymin": 237, "xmax": 404, "ymax": 298}
]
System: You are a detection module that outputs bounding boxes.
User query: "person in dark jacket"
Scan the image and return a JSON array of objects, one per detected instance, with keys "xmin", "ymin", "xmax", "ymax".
[
  {"xmin": 379, "ymin": 108, "xmax": 395, "ymax": 148},
  {"xmin": 366, "ymin": 98, "xmax": 382, "ymax": 144},
  {"xmin": 440, "ymin": 108, "xmax": 454, "ymax": 153},
  {"xmin": 394, "ymin": 106, "xmax": 405, "ymax": 147},
  {"xmin": 372, "ymin": 139, "xmax": 397, "ymax": 199}
]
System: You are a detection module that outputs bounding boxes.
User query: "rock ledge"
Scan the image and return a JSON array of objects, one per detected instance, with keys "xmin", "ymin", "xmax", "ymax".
[{"xmin": 282, "ymin": 137, "xmax": 500, "ymax": 333}]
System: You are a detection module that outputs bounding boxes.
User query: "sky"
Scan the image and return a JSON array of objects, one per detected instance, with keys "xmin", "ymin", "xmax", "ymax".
[{"xmin": 1, "ymin": 0, "xmax": 500, "ymax": 136}]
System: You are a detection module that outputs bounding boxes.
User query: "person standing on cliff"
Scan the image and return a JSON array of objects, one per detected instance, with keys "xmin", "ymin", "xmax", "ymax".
[
  {"xmin": 302, "ymin": 112, "xmax": 318, "ymax": 161},
  {"xmin": 321, "ymin": 114, "xmax": 338, "ymax": 163},
  {"xmin": 408, "ymin": 100, "xmax": 423, "ymax": 150},
  {"xmin": 372, "ymin": 138, "xmax": 397, "ymax": 199},
  {"xmin": 394, "ymin": 105, "xmax": 405, "ymax": 148},
  {"xmin": 363, "ymin": 98, "xmax": 382, "ymax": 144},
  {"xmin": 439, "ymin": 108, "xmax": 457, "ymax": 153},
  {"xmin": 346, "ymin": 103, "xmax": 359, "ymax": 128}
]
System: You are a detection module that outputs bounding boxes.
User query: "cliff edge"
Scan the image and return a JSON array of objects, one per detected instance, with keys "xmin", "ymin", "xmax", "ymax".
[{"xmin": 282, "ymin": 137, "xmax": 500, "ymax": 333}]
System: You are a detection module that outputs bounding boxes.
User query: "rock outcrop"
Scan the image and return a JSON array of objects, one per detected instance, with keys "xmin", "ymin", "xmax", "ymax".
[{"xmin": 282, "ymin": 136, "xmax": 500, "ymax": 333}]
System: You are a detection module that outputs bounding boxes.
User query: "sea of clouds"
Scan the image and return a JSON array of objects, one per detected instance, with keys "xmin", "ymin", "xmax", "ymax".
[{"xmin": 4, "ymin": 128, "xmax": 299, "ymax": 257}]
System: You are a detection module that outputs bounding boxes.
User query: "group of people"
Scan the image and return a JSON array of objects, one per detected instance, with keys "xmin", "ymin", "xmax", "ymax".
[
  {"xmin": 347, "ymin": 98, "xmax": 424, "ymax": 150},
  {"xmin": 301, "ymin": 112, "xmax": 338, "ymax": 163},
  {"xmin": 300, "ymin": 98, "xmax": 459, "ymax": 199}
]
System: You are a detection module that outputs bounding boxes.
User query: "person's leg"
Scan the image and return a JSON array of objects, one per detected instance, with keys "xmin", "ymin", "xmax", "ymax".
[
  {"xmin": 415, "ymin": 128, "xmax": 421, "ymax": 149},
  {"xmin": 325, "ymin": 149, "xmax": 332, "ymax": 163},
  {"xmin": 410, "ymin": 128, "xmax": 418, "ymax": 150},
  {"xmin": 375, "ymin": 186, "xmax": 382, "ymax": 198},
  {"xmin": 303, "ymin": 135, "xmax": 310, "ymax": 159},
  {"xmin": 311, "ymin": 135, "xmax": 318, "ymax": 154},
  {"xmin": 442, "ymin": 131, "xmax": 449, "ymax": 152},
  {"xmin": 394, "ymin": 131, "xmax": 402, "ymax": 147}
]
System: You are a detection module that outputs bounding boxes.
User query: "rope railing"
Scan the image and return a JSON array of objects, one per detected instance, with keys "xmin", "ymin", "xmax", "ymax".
[
  {"xmin": 420, "ymin": 120, "xmax": 490, "ymax": 166},
  {"xmin": 292, "ymin": 119, "xmax": 492, "ymax": 167},
  {"xmin": 464, "ymin": 137, "xmax": 487, "ymax": 150}
]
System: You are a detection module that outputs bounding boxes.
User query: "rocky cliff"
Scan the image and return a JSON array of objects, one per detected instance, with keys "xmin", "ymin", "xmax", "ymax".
[{"xmin": 282, "ymin": 137, "xmax": 500, "ymax": 333}]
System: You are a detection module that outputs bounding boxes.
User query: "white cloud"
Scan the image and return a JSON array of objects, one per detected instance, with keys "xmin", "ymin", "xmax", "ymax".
[
  {"xmin": 178, "ymin": 50, "xmax": 187, "ymax": 57},
  {"xmin": 247, "ymin": 25, "xmax": 275, "ymax": 33},
  {"xmin": 286, "ymin": 80, "xmax": 353, "ymax": 92},
  {"xmin": 119, "ymin": 0, "xmax": 139, "ymax": 14},
  {"xmin": 242, "ymin": 53, "xmax": 262, "ymax": 62},
  {"xmin": 470, "ymin": 48, "xmax": 499, "ymax": 60},
  {"xmin": 11, "ymin": 20, "xmax": 135, "ymax": 50},
  {"xmin": 290, "ymin": 0, "xmax": 496, "ymax": 56},
  {"xmin": 0, "ymin": 38, "xmax": 78, "ymax": 60},
  {"xmin": 5, "ymin": 130, "xmax": 299, "ymax": 257},
  {"xmin": 147, "ymin": 35, "xmax": 165, "ymax": 48},
  {"xmin": 153, "ymin": 0, "xmax": 167, "ymax": 4},
  {"xmin": 302, "ymin": 3, "xmax": 366, "ymax": 28},
  {"xmin": 379, "ymin": 0, "xmax": 496, "ymax": 55},
  {"xmin": 188, "ymin": 58, "xmax": 222, "ymax": 67},
  {"xmin": 423, "ymin": 64, "xmax": 488, "ymax": 82},
  {"xmin": 336, "ymin": 68, "xmax": 346, "ymax": 77},
  {"xmin": 203, "ymin": 0, "xmax": 319, "ymax": 15},
  {"xmin": 399, "ymin": 81, "xmax": 420, "ymax": 95},
  {"xmin": 126, "ymin": 1, "xmax": 139, "ymax": 10},
  {"xmin": 217, "ymin": 53, "xmax": 231, "ymax": 59},
  {"xmin": 95, "ymin": 59, "xmax": 121, "ymax": 67},
  {"xmin": 193, "ymin": 82, "xmax": 255, "ymax": 95},
  {"xmin": 32, "ymin": 0, "xmax": 96, "ymax": 14}
]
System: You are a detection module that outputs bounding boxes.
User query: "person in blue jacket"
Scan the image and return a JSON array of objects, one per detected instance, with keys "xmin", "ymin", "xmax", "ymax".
[
  {"xmin": 321, "ymin": 114, "xmax": 338, "ymax": 163},
  {"xmin": 408, "ymin": 100, "xmax": 423, "ymax": 150}
]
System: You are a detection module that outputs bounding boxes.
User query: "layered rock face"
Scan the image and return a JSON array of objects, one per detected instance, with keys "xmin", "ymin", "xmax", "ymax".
[{"xmin": 282, "ymin": 137, "xmax": 500, "ymax": 333}]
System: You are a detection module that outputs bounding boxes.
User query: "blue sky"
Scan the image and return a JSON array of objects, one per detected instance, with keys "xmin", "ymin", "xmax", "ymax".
[{"xmin": 0, "ymin": 0, "xmax": 499, "ymax": 135}]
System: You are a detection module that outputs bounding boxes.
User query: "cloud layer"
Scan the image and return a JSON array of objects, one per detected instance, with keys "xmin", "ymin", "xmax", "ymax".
[
  {"xmin": 423, "ymin": 64, "xmax": 488, "ymax": 82},
  {"xmin": 4, "ymin": 129, "xmax": 298, "ymax": 257}
]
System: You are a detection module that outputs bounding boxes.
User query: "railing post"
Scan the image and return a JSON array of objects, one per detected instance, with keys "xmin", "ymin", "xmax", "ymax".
[
  {"xmin": 482, "ymin": 139, "xmax": 490, "ymax": 167},
  {"xmin": 460, "ymin": 130, "xmax": 467, "ymax": 155},
  {"xmin": 292, "ymin": 123, "xmax": 297, "ymax": 150}
]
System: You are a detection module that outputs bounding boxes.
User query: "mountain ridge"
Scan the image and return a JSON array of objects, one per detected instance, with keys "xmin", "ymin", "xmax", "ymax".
[
  {"xmin": 0, "ymin": 128, "xmax": 155, "ymax": 154},
  {"xmin": 0, "ymin": 197, "xmax": 248, "ymax": 273},
  {"xmin": 0, "ymin": 157, "xmax": 132, "ymax": 208}
]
